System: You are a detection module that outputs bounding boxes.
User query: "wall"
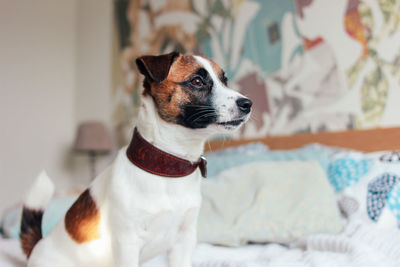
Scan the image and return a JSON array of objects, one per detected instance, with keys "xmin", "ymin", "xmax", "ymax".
[
  {"xmin": 0, "ymin": 0, "xmax": 77, "ymax": 214},
  {"xmin": 75, "ymin": 0, "xmax": 112, "ymax": 125},
  {"xmin": 113, "ymin": 0, "xmax": 400, "ymax": 141},
  {"xmin": 0, "ymin": 0, "xmax": 114, "ymax": 215},
  {"xmin": 74, "ymin": 0, "xmax": 115, "ymax": 183}
]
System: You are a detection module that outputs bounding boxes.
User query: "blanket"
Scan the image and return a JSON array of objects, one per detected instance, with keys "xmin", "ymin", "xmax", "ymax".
[
  {"xmin": 2, "ymin": 221, "xmax": 399, "ymax": 267},
  {"xmin": 145, "ymin": 220, "xmax": 400, "ymax": 267}
]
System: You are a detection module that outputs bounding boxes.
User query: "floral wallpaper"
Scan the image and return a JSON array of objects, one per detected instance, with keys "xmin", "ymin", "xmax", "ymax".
[{"xmin": 113, "ymin": 0, "xmax": 400, "ymax": 144}]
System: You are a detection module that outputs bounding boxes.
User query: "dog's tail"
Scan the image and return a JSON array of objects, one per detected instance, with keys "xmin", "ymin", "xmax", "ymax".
[{"xmin": 20, "ymin": 171, "xmax": 54, "ymax": 258}]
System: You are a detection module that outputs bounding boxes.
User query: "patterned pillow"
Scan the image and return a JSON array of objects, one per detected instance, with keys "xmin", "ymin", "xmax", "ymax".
[
  {"xmin": 367, "ymin": 173, "xmax": 399, "ymax": 222},
  {"xmin": 387, "ymin": 183, "xmax": 400, "ymax": 227},
  {"xmin": 328, "ymin": 150, "xmax": 400, "ymax": 229},
  {"xmin": 328, "ymin": 155, "xmax": 373, "ymax": 192},
  {"xmin": 206, "ymin": 143, "xmax": 339, "ymax": 178},
  {"xmin": 206, "ymin": 142, "xmax": 269, "ymax": 157}
]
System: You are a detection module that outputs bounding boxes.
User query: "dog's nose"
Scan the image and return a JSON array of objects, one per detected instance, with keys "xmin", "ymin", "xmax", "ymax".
[{"xmin": 236, "ymin": 98, "xmax": 252, "ymax": 114}]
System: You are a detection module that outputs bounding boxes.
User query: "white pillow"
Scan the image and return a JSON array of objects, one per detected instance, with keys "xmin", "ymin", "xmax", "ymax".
[{"xmin": 198, "ymin": 161, "xmax": 344, "ymax": 246}]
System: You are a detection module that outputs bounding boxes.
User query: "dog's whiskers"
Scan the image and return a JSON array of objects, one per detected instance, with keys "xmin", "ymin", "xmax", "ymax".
[
  {"xmin": 191, "ymin": 112, "xmax": 216, "ymax": 124},
  {"xmin": 186, "ymin": 104, "xmax": 213, "ymax": 108},
  {"xmin": 187, "ymin": 109, "xmax": 215, "ymax": 122}
]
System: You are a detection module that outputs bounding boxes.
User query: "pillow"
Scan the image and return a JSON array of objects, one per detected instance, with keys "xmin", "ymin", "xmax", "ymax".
[
  {"xmin": 206, "ymin": 142, "xmax": 269, "ymax": 157},
  {"xmin": 197, "ymin": 160, "xmax": 344, "ymax": 246},
  {"xmin": 328, "ymin": 150, "xmax": 400, "ymax": 229},
  {"xmin": 206, "ymin": 143, "xmax": 341, "ymax": 178}
]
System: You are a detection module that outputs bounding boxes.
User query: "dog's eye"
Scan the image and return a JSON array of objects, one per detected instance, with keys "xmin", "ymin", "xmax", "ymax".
[{"xmin": 191, "ymin": 77, "xmax": 204, "ymax": 87}]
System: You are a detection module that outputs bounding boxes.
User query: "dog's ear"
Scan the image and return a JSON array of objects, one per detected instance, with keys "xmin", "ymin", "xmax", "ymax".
[{"xmin": 135, "ymin": 52, "xmax": 180, "ymax": 83}]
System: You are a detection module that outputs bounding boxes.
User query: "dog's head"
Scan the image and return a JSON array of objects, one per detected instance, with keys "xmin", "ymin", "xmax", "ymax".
[{"xmin": 136, "ymin": 52, "xmax": 252, "ymax": 132}]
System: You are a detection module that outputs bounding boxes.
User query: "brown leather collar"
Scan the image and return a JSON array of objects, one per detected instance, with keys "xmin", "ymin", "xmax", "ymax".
[{"xmin": 126, "ymin": 128, "xmax": 207, "ymax": 178}]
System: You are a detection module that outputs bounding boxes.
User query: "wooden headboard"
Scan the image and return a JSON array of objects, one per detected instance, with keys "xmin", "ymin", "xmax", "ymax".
[{"xmin": 206, "ymin": 127, "xmax": 400, "ymax": 152}]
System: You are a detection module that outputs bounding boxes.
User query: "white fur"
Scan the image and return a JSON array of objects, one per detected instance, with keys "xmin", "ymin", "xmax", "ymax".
[
  {"xmin": 193, "ymin": 56, "xmax": 246, "ymax": 127},
  {"xmin": 26, "ymin": 56, "xmax": 251, "ymax": 267},
  {"xmin": 24, "ymin": 171, "xmax": 55, "ymax": 210}
]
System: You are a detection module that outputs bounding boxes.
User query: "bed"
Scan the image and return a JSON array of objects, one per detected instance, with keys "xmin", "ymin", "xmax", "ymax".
[{"xmin": 2, "ymin": 127, "xmax": 400, "ymax": 267}]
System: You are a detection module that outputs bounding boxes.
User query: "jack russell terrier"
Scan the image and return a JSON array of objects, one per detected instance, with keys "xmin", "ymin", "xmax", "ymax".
[{"xmin": 20, "ymin": 52, "xmax": 252, "ymax": 267}]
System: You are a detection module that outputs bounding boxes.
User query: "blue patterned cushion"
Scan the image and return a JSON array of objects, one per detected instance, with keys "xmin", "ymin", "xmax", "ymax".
[
  {"xmin": 330, "ymin": 149, "xmax": 400, "ymax": 229},
  {"xmin": 367, "ymin": 173, "xmax": 399, "ymax": 221},
  {"xmin": 387, "ymin": 183, "xmax": 400, "ymax": 227},
  {"xmin": 207, "ymin": 142, "xmax": 269, "ymax": 157},
  {"xmin": 328, "ymin": 157, "xmax": 373, "ymax": 192},
  {"xmin": 206, "ymin": 144, "xmax": 338, "ymax": 178}
]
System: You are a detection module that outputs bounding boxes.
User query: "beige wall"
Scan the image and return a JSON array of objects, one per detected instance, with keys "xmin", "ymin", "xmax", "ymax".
[
  {"xmin": 0, "ymin": 0, "xmax": 113, "ymax": 215},
  {"xmin": 75, "ymin": 0, "xmax": 112, "ymax": 125},
  {"xmin": 73, "ymin": 0, "xmax": 114, "ymax": 186}
]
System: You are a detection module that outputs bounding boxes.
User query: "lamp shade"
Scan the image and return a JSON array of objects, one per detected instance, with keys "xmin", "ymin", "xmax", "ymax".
[{"xmin": 74, "ymin": 121, "xmax": 112, "ymax": 153}]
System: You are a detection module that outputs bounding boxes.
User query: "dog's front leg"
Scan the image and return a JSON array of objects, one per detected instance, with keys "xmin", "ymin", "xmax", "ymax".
[
  {"xmin": 167, "ymin": 227, "xmax": 196, "ymax": 267},
  {"xmin": 112, "ymin": 234, "xmax": 141, "ymax": 267},
  {"xmin": 167, "ymin": 208, "xmax": 198, "ymax": 267}
]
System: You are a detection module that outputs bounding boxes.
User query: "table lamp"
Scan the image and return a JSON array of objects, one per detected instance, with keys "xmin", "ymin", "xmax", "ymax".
[{"xmin": 74, "ymin": 121, "xmax": 112, "ymax": 179}]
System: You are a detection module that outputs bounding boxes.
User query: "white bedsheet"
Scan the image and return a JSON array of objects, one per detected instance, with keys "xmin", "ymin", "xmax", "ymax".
[
  {"xmin": 193, "ymin": 220, "xmax": 400, "ymax": 267},
  {"xmin": 2, "ymin": 220, "xmax": 400, "ymax": 267},
  {"xmin": 0, "ymin": 238, "xmax": 25, "ymax": 267}
]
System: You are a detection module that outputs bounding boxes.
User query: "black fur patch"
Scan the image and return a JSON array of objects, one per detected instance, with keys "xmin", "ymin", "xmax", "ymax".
[
  {"xmin": 20, "ymin": 207, "xmax": 43, "ymax": 258},
  {"xmin": 177, "ymin": 68, "xmax": 217, "ymax": 128},
  {"xmin": 219, "ymin": 70, "xmax": 228, "ymax": 85},
  {"xmin": 179, "ymin": 102, "xmax": 217, "ymax": 129}
]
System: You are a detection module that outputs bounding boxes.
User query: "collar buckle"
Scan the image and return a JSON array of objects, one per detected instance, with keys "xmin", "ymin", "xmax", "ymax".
[{"xmin": 199, "ymin": 155, "xmax": 207, "ymax": 178}]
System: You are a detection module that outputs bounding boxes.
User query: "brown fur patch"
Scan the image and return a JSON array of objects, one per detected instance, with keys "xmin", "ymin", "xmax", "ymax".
[
  {"xmin": 144, "ymin": 54, "xmax": 222, "ymax": 125},
  {"xmin": 148, "ymin": 54, "xmax": 201, "ymax": 122},
  {"xmin": 20, "ymin": 208, "xmax": 43, "ymax": 258},
  {"xmin": 65, "ymin": 189, "xmax": 100, "ymax": 243},
  {"xmin": 167, "ymin": 54, "xmax": 200, "ymax": 82},
  {"xmin": 150, "ymin": 81, "xmax": 190, "ymax": 122}
]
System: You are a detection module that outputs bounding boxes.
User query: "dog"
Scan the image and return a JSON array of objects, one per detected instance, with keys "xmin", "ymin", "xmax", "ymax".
[{"xmin": 20, "ymin": 52, "xmax": 252, "ymax": 267}]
